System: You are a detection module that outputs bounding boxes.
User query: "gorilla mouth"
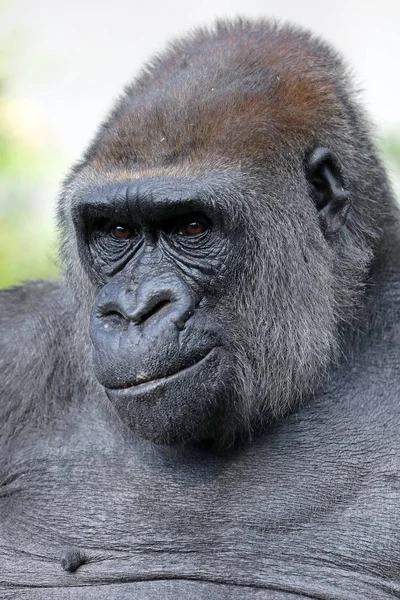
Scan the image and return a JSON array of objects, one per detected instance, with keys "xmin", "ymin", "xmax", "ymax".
[{"xmin": 105, "ymin": 348, "xmax": 217, "ymax": 395}]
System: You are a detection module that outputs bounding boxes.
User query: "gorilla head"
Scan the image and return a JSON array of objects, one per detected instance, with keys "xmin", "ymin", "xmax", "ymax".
[{"xmin": 58, "ymin": 21, "xmax": 389, "ymax": 446}]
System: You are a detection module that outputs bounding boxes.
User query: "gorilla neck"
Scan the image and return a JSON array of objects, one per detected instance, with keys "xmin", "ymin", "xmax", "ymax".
[{"xmin": 336, "ymin": 221, "xmax": 400, "ymax": 364}]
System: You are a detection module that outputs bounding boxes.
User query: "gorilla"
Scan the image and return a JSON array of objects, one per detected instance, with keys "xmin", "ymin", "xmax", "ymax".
[{"xmin": 1, "ymin": 19, "xmax": 400, "ymax": 600}]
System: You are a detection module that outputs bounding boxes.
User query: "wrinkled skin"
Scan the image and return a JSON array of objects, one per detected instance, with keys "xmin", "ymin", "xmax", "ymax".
[{"xmin": 1, "ymin": 19, "xmax": 400, "ymax": 600}]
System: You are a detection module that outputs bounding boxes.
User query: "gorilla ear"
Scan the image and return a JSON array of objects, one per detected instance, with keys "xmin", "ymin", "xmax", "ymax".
[{"xmin": 306, "ymin": 147, "xmax": 351, "ymax": 235}]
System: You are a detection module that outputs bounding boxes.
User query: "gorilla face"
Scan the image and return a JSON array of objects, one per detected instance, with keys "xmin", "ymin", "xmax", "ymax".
[
  {"xmin": 84, "ymin": 175, "xmax": 237, "ymax": 444},
  {"xmin": 70, "ymin": 146, "xmax": 354, "ymax": 446},
  {"xmin": 60, "ymin": 22, "xmax": 378, "ymax": 446}
]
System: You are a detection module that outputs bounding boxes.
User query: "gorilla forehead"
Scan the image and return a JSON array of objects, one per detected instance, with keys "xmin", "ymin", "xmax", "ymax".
[{"xmin": 86, "ymin": 21, "xmax": 345, "ymax": 170}]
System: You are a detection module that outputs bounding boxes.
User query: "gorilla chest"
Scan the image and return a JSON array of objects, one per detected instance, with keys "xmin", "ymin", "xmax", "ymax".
[{"xmin": 2, "ymin": 426, "xmax": 400, "ymax": 599}]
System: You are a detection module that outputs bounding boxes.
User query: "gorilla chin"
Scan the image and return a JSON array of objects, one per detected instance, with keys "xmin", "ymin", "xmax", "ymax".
[{"xmin": 102, "ymin": 347, "xmax": 229, "ymax": 444}]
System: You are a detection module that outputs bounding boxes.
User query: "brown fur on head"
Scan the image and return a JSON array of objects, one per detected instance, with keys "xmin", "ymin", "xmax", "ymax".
[{"xmin": 86, "ymin": 21, "xmax": 347, "ymax": 172}]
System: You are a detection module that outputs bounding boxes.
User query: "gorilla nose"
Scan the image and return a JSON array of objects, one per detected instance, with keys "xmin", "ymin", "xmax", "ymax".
[
  {"xmin": 97, "ymin": 273, "xmax": 196, "ymax": 331},
  {"xmin": 129, "ymin": 273, "xmax": 196, "ymax": 329}
]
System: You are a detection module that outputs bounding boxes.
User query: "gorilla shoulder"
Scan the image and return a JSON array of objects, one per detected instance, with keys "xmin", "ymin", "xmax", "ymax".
[
  {"xmin": 0, "ymin": 281, "xmax": 83, "ymax": 433},
  {"xmin": 0, "ymin": 281, "xmax": 67, "ymax": 358}
]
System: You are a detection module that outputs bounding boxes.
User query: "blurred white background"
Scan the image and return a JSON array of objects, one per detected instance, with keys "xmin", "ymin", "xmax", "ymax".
[{"xmin": 3, "ymin": 0, "xmax": 400, "ymax": 159}]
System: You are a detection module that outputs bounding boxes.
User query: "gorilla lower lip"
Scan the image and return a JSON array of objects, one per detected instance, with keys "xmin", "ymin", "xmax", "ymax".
[{"xmin": 107, "ymin": 348, "xmax": 217, "ymax": 395}]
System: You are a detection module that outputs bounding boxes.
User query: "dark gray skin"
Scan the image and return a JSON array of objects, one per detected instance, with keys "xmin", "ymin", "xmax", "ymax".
[{"xmin": 1, "ymin": 20, "xmax": 400, "ymax": 599}]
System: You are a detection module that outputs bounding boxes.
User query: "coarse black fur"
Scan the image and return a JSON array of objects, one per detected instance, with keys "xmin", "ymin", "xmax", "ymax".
[{"xmin": 1, "ymin": 19, "xmax": 400, "ymax": 599}]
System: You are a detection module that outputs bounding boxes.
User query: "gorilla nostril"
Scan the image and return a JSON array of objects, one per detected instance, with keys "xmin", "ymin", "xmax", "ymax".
[
  {"xmin": 129, "ymin": 276, "xmax": 195, "ymax": 327},
  {"xmin": 106, "ymin": 310, "xmax": 125, "ymax": 320},
  {"xmin": 98, "ymin": 306, "xmax": 129, "ymax": 330},
  {"xmin": 137, "ymin": 299, "xmax": 171, "ymax": 323}
]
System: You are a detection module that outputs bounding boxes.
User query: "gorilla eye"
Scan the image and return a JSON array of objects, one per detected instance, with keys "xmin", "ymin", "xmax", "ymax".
[
  {"xmin": 111, "ymin": 224, "xmax": 133, "ymax": 239},
  {"xmin": 176, "ymin": 218, "xmax": 208, "ymax": 237}
]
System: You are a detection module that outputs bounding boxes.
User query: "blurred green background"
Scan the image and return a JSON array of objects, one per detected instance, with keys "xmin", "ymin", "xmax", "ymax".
[
  {"xmin": 1, "ymin": 11, "xmax": 400, "ymax": 290},
  {"xmin": 0, "ymin": 32, "xmax": 63, "ymax": 289}
]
